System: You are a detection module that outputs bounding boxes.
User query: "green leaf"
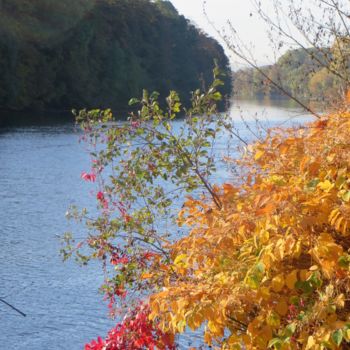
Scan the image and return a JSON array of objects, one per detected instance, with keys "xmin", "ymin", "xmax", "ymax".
[
  {"xmin": 310, "ymin": 272, "xmax": 323, "ymax": 288},
  {"xmin": 150, "ymin": 91, "xmax": 160, "ymax": 100},
  {"xmin": 295, "ymin": 280, "xmax": 313, "ymax": 294},
  {"xmin": 306, "ymin": 178, "xmax": 319, "ymax": 190},
  {"xmin": 332, "ymin": 329, "xmax": 343, "ymax": 346},
  {"xmin": 212, "ymin": 92, "xmax": 222, "ymax": 101},
  {"xmin": 128, "ymin": 97, "xmax": 140, "ymax": 106},
  {"xmin": 342, "ymin": 191, "xmax": 350, "ymax": 202},
  {"xmin": 285, "ymin": 323, "xmax": 296, "ymax": 337},
  {"xmin": 320, "ymin": 340, "xmax": 333, "ymax": 349},
  {"xmin": 246, "ymin": 262, "xmax": 265, "ymax": 289},
  {"xmin": 338, "ymin": 255, "xmax": 350, "ymax": 268},
  {"xmin": 173, "ymin": 102, "xmax": 181, "ymax": 112},
  {"xmin": 336, "ymin": 175, "xmax": 347, "ymax": 189},
  {"xmin": 268, "ymin": 338, "xmax": 282, "ymax": 349}
]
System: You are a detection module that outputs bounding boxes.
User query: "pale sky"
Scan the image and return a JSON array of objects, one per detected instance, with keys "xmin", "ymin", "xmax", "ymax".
[{"xmin": 169, "ymin": 0, "xmax": 293, "ymax": 68}]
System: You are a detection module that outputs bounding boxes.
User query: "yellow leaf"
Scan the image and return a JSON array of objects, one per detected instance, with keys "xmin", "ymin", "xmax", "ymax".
[
  {"xmin": 255, "ymin": 149, "xmax": 265, "ymax": 160},
  {"xmin": 176, "ymin": 319, "xmax": 186, "ymax": 333},
  {"xmin": 260, "ymin": 230, "xmax": 270, "ymax": 244},
  {"xmin": 285, "ymin": 270, "xmax": 298, "ymax": 290},
  {"xmin": 275, "ymin": 300, "xmax": 288, "ymax": 316},
  {"xmin": 317, "ymin": 180, "xmax": 334, "ymax": 192},
  {"xmin": 326, "ymin": 153, "xmax": 336, "ymax": 162},
  {"xmin": 293, "ymin": 240, "xmax": 302, "ymax": 258},
  {"xmin": 335, "ymin": 216, "xmax": 344, "ymax": 231},
  {"xmin": 334, "ymin": 294, "xmax": 345, "ymax": 308},
  {"xmin": 344, "ymin": 329, "xmax": 350, "ymax": 341},
  {"xmin": 208, "ymin": 320, "xmax": 223, "ymax": 336},
  {"xmin": 173, "ymin": 254, "xmax": 188, "ymax": 267},
  {"xmin": 227, "ymin": 333, "xmax": 240, "ymax": 345},
  {"xmin": 299, "ymin": 269, "xmax": 309, "ymax": 281},
  {"xmin": 271, "ymin": 274, "xmax": 285, "ymax": 292},
  {"xmin": 306, "ymin": 336, "xmax": 316, "ymax": 350},
  {"xmin": 258, "ymin": 286, "xmax": 270, "ymax": 300},
  {"xmin": 330, "ymin": 209, "xmax": 341, "ymax": 226},
  {"xmin": 274, "ymin": 239, "xmax": 285, "ymax": 261}
]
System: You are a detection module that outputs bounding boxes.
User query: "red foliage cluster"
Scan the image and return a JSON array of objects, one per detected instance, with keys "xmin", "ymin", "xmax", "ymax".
[
  {"xmin": 85, "ymin": 303, "xmax": 175, "ymax": 350},
  {"xmin": 96, "ymin": 191, "xmax": 108, "ymax": 209},
  {"xmin": 81, "ymin": 171, "xmax": 97, "ymax": 182}
]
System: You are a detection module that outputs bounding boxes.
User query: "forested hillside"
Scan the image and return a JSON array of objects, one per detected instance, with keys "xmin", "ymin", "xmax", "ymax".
[
  {"xmin": 0, "ymin": 0, "xmax": 231, "ymax": 113},
  {"xmin": 233, "ymin": 47, "xmax": 345, "ymax": 102}
]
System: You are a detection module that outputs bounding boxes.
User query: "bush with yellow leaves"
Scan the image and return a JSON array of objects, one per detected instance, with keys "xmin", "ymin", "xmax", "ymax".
[{"xmin": 149, "ymin": 107, "xmax": 350, "ymax": 349}]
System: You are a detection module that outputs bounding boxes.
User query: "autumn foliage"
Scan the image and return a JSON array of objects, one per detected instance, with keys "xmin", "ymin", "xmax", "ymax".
[
  {"xmin": 148, "ymin": 107, "xmax": 350, "ymax": 349},
  {"xmin": 85, "ymin": 303, "xmax": 174, "ymax": 350},
  {"xmin": 72, "ymin": 70, "xmax": 350, "ymax": 349}
]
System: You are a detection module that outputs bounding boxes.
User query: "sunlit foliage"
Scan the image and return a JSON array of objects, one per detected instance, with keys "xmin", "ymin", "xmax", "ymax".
[
  {"xmin": 150, "ymin": 100, "xmax": 350, "ymax": 349},
  {"xmin": 234, "ymin": 45, "xmax": 350, "ymax": 105},
  {"xmin": 70, "ymin": 63, "xmax": 350, "ymax": 348}
]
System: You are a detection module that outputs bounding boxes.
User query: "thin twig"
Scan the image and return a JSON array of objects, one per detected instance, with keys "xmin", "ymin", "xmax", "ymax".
[{"xmin": 0, "ymin": 298, "xmax": 26, "ymax": 317}]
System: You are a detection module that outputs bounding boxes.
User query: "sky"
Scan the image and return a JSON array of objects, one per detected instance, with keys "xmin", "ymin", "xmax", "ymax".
[{"xmin": 169, "ymin": 0, "xmax": 287, "ymax": 68}]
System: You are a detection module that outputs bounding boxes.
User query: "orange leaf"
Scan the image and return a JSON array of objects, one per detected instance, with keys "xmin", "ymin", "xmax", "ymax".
[{"xmin": 256, "ymin": 202, "xmax": 276, "ymax": 215}]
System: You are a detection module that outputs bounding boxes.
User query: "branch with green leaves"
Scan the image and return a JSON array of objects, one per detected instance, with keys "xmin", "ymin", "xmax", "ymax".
[{"xmin": 62, "ymin": 65, "xmax": 236, "ymax": 312}]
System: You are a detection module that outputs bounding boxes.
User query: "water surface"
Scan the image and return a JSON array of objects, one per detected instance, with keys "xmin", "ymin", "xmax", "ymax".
[{"xmin": 0, "ymin": 100, "xmax": 312, "ymax": 349}]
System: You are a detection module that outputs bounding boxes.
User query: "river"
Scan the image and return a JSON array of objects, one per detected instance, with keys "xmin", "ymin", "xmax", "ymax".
[{"xmin": 0, "ymin": 99, "xmax": 312, "ymax": 350}]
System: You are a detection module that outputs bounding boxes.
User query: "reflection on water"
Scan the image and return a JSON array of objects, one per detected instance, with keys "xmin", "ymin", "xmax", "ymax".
[
  {"xmin": 0, "ymin": 98, "xmax": 315, "ymax": 128},
  {"xmin": 0, "ymin": 100, "xmax": 312, "ymax": 350},
  {"xmin": 0, "ymin": 110, "xmax": 74, "ymax": 128},
  {"xmin": 230, "ymin": 98, "xmax": 313, "ymax": 124}
]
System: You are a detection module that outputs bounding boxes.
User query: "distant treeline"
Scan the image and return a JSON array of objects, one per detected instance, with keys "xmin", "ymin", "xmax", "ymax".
[
  {"xmin": 233, "ymin": 46, "xmax": 348, "ymax": 102},
  {"xmin": 0, "ymin": 0, "xmax": 231, "ymax": 113}
]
